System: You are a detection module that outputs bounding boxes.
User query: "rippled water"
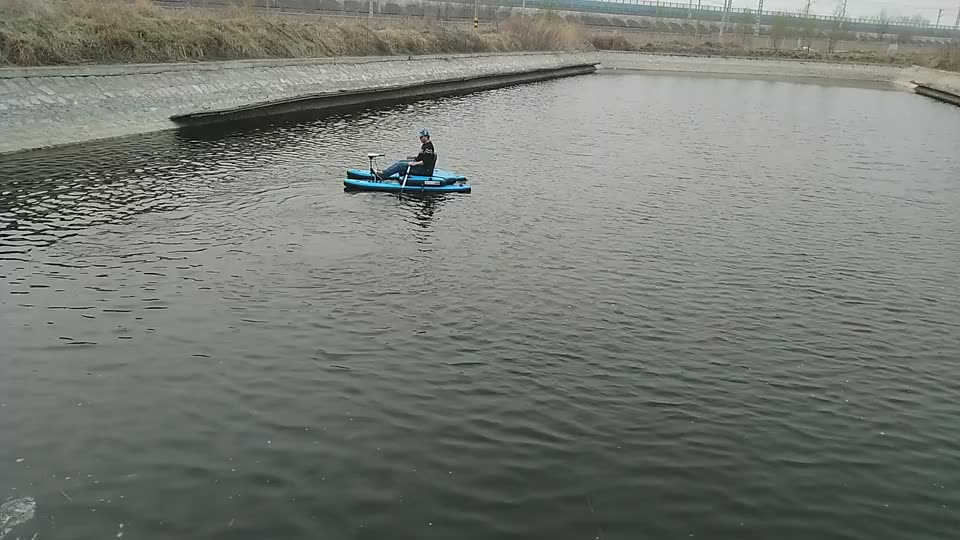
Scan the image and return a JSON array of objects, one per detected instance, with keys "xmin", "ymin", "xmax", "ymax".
[{"xmin": 3, "ymin": 73, "xmax": 960, "ymax": 540}]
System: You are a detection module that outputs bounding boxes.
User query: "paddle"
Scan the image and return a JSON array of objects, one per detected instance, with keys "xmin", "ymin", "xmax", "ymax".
[{"xmin": 398, "ymin": 164, "xmax": 412, "ymax": 200}]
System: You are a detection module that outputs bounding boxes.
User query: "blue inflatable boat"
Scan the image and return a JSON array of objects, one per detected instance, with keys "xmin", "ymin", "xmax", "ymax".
[
  {"xmin": 344, "ymin": 153, "xmax": 471, "ymax": 194},
  {"xmin": 344, "ymin": 177, "xmax": 471, "ymax": 193},
  {"xmin": 346, "ymin": 168, "xmax": 466, "ymax": 186}
]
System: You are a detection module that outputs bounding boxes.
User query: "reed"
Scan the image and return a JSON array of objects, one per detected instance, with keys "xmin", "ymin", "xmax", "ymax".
[{"xmin": 0, "ymin": 0, "xmax": 589, "ymax": 66}]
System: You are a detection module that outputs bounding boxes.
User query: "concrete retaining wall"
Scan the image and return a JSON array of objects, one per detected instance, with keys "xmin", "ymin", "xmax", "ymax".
[
  {"xmin": 0, "ymin": 52, "xmax": 596, "ymax": 155},
  {"xmin": 4, "ymin": 51, "xmax": 957, "ymax": 155}
]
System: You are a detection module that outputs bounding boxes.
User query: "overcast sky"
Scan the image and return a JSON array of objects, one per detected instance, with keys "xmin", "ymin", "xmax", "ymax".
[{"xmin": 727, "ymin": 0, "xmax": 960, "ymax": 22}]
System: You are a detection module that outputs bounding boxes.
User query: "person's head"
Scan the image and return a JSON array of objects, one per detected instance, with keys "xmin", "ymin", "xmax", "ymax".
[{"xmin": 418, "ymin": 128, "xmax": 430, "ymax": 143}]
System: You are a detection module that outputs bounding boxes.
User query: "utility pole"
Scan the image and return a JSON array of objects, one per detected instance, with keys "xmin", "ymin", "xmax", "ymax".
[
  {"xmin": 936, "ymin": 8, "xmax": 943, "ymax": 25},
  {"xmin": 719, "ymin": 0, "xmax": 732, "ymax": 41},
  {"xmin": 696, "ymin": 0, "xmax": 703, "ymax": 39},
  {"xmin": 955, "ymin": 5, "xmax": 960, "ymax": 29},
  {"xmin": 718, "ymin": 0, "xmax": 724, "ymax": 41},
  {"xmin": 754, "ymin": 0, "xmax": 764, "ymax": 36}
]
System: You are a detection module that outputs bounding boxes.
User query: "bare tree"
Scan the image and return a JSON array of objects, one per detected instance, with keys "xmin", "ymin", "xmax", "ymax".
[
  {"xmin": 770, "ymin": 15, "xmax": 791, "ymax": 49},
  {"xmin": 795, "ymin": 0, "xmax": 815, "ymax": 49},
  {"xmin": 875, "ymin": 9, "xmax": 890, "ymax": 40},
  {"xmin": 892, "ymin": 14, "xmax": 929, "ymax": 43},
  {"xmin": 828, "ymin": 1, "xmax": 848, "ymax": 52}
]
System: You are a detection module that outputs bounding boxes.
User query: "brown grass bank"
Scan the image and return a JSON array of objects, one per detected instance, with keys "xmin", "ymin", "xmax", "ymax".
[
  {"xmin": 931, "ymin": 44, "xmax": 960, "ymax": 72},
  {"xmin": 0, "ymin": 0, "xmax": 589, "ymax": 66}
]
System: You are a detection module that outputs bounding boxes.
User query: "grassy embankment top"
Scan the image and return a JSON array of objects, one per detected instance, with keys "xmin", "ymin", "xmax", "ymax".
[
  {"xmin": 0, "ymin": 0, "xmax": 956, "ymax": 71},
  {"xmin": 593, "ymin": 33, "xmax": 959, "ymax": 71},
  {"xmin": 0, "ymin": 0, "xmax": 588, "ymax": 66}
]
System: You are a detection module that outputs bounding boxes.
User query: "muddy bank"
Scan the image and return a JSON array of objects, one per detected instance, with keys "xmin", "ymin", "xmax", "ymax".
[{"xmin": 596, "ymin": 51, "xmax": 960, "ymax": 103}]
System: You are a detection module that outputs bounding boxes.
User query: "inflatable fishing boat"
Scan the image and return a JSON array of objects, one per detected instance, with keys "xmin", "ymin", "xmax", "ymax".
[{"xmin": 343, "ymin": 153, "xmax": 471, "ymax": 194}]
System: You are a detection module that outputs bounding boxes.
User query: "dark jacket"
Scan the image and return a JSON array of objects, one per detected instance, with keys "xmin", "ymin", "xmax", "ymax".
[{"xmin": 416, "ymin": 141, "xmax": 436, "ymax": 176}]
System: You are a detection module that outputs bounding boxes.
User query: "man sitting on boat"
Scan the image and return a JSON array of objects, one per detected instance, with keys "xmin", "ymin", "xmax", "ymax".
[{"xmin": 376, "ymin": 129, "xmax": 436, "ymax": 180}]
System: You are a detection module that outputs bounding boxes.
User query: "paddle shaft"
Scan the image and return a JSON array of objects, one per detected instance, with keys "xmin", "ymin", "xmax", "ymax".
[{"xmin": 399, "ymin": 164, "xmax": 412, "ymax": 199}]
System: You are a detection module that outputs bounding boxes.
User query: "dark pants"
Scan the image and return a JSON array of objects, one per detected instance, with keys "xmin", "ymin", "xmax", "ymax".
[{"xmin": 381, "ymin": 160, "xmax": 430, "ymax": 179}]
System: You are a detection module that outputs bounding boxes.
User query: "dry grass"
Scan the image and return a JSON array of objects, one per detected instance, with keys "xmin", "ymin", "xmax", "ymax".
[
  {"xmin": 929, "ymin": 43, "xmax": 960, "ymax": 72},
  {"xmin": 498, "ymin": 12, "xmax": 589, "ymax": 51},
  {"xmin": 0, "ymin": 0, "xmax": 589, "ymax": 66},
  {"xmin": 588, "ymin": 33, "xmax": 635, "ymax": 52},
  {"xmin": 5, "ymin": 0, "xmax": 952, "ymax": 72},
  {"xmin": 590, "ymin": 32, "xmax": 960, "ymax": 71}
]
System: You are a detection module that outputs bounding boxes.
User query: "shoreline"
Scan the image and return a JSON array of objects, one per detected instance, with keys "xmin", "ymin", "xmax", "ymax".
[
  {"xmin": 594, "ymin": 68, "xmax": 902, "ymax": 91},
  {"xmin": 595, "ymin": 51, "xmax": 960, "ymax": 100},
  {"xmin": 0, "ymin": 51, "xmax": 573, "ymax": 79},
  {"xmin": 3, "ymin": 51, "xmax": 959, "ymax": 156},
  {"xmin": 0, "ymin": 52, "xmax": 597, "ymax": 156}
]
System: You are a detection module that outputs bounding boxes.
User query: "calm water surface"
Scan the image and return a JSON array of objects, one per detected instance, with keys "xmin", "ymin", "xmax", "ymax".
[{"xmin": 2, "ymin": 73, "xmax": 960, "ymax": 540}]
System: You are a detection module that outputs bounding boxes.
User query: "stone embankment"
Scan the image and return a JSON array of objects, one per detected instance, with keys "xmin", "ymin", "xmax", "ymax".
[{"xmin": 0, "ymin": 52, "xmax": 597, "ymax": 155}]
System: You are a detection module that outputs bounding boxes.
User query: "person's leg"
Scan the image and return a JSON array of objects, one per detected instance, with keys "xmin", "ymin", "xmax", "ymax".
[
  {"xmin": 407, "ymin": 165, "xmax": 430, "ymax": 177},
  {"xmin": 379, "ymin": 160, "xmax": 411, "ymax": 179}
]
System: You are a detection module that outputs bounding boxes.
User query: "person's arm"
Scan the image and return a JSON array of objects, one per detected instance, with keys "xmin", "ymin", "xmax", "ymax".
[
  {"xmin": 407, "ymin": 149, "xmax": 425, "ymax": 167},
  {"xmin": 410, "ymin": 144, "xmax": 434, "ymax": 167}
]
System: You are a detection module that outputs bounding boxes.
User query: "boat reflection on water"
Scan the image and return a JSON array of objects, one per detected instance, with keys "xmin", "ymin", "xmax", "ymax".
[
  {"xmin": 344, "ymin": 188, "xmax": 455, "ymax": 247},
  {"xmin": 405, "ymin": 193, "xmax": 440, "ymax": 226},
  {"xmin": 404, "ymin": 194, "xmax": 445, "ymax": 248}
]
